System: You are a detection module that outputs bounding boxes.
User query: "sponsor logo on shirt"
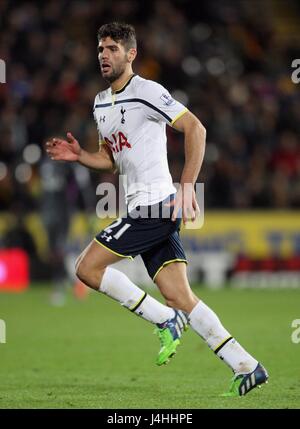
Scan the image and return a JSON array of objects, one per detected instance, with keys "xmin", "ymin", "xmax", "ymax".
[{"xmin": 104, "ymin": 131, "xmax": 132, "ymax": 153}]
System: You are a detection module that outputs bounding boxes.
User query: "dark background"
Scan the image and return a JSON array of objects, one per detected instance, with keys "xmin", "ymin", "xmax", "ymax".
[{"xmin": 0, "ymin": 0, "xmax": 299, "ymax": 282}]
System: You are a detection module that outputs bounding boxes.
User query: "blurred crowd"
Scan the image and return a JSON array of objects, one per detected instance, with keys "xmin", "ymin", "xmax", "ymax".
[{"xmin": 0, "ymin": 0, "xmax": 300, "ymax": 217}]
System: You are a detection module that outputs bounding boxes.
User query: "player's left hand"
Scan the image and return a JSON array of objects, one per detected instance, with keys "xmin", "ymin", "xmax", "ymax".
[{"xmin": 167, "ymin": 185, "xmax": 200, "ymax": 225}]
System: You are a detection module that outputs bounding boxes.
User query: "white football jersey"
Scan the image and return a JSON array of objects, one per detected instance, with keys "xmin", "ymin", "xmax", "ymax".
[{"xmin": 93, "ymin": 74, "xmax": 188, "ymax": 212}]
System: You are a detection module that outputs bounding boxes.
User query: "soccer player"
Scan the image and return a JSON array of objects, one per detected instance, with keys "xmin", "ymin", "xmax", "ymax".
[{"xmin": 46, "ymin": 22, "xmax": 268, "ymax": 396}]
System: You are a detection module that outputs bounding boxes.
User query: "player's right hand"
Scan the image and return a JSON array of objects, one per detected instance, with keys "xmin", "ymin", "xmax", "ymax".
[
  {"xmin": 45, "ymin": 132, "xmax": 81, "ymax": 162},
  {"xmin": 167, "ymin": 184, "xmax": 200, "ymax": 225}
]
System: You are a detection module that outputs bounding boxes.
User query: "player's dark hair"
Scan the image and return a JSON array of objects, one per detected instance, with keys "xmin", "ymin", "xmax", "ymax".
[{"xmin": 97, "ymin": 22, "xmax": 137, "ymax": 51}]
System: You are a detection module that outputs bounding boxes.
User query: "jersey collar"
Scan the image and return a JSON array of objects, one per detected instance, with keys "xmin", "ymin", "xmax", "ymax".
[{"xmin": 112, "ymin": 74, "xmax": 136, "ymax": 95}]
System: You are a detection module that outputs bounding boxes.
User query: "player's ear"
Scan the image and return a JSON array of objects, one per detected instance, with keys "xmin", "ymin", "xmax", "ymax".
[{"xmin": 127, "ymin": 48, "xmax": 137, "ymax": 63}]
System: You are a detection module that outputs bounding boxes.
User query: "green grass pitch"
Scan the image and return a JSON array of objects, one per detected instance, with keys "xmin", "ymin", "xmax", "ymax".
[{"xmin": 0, "ymin": 285, "xmax": 299, "ymax": 409}]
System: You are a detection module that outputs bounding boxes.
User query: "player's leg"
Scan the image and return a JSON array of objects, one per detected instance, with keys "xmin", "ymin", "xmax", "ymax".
[
  {"xmin": 154, "ymin": 261, "xmax": 198, "ymax": 313},
  {"xmin": 141, "ymin": 233, "xmax": 190, "ymax": 366},
  {"xmin": 75, "ymin": 239, "xmax": 180, "ymax": 326},
  {"xmin": 75, "ymin": 240, "xmax": 119, "ymax": 289},
  {"xmin": 155, "ymin": 261, "xmax": 268, "ymax": 396}
]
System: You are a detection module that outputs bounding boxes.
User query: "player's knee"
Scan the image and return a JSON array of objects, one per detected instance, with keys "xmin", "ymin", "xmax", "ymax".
[
  {"xmin": 75, "ymin": 257, "xmax": 102, "ymax": 290},
  {"xmin": 75, "ymin": 258, "xmax": 88, "ymax": 283},
  {"xmin": 75, "ymin": 254, "xmax": 83, "ymax": 273}
]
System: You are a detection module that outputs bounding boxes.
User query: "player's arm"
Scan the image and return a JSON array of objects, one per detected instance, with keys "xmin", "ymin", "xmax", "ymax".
[
  {"xmin": 46, "ymin": 132, "xmax": 114, "ymax": 171},
  {"xmin": 171, "ymin": 110, "xmax": 206, "ymax": 223}
]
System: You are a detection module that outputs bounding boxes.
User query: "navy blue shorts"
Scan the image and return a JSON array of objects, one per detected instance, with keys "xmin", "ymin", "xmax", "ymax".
[{"xmin": 95, "ymin": 194, "xmax": 187, "ymax": 280}]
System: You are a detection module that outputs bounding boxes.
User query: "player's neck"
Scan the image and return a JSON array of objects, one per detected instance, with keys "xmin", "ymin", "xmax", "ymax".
[{"xmin": 111, "ymin": 70, "xmax": 135, "ymax": 93}]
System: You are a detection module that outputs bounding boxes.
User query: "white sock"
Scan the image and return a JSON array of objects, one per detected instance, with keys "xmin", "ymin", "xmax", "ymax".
[
  {"xmin": 99, "ymin": 267, "xmax": 175, "ymax": 324},
  {"xmin": 189, "ymin": 300, "xmax": 258, "ymax": 375}
]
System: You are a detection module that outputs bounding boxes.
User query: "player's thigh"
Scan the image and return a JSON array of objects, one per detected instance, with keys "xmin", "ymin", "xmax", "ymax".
[
  {"xmin": 75, "ymin": 241, "xmax": 94, "ymax": 271},
  {"xmin": 76, "ymin": 240, "xmax": 122, "ymax": 281},
  {"xmin": 154, "ymin": 262, "xmax": 198, "ymax": 312}
]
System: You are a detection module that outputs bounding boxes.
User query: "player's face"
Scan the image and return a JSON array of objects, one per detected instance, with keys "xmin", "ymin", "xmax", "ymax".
[{"xmin": 98, "ymin": 37, "xmax": 129, "ymax": 83}]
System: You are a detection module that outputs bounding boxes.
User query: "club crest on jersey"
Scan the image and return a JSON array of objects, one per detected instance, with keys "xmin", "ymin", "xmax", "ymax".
[
  {"xmin": 160, "ymin": 93, "xmax": 175, "ymax": 106},
  {"xmin": 104, "ymin": 131, "xmax": 131, "ymax": 153},
  {"xmin": 120, "ymin": 106, "xmax": 126, "ymax": 124}
]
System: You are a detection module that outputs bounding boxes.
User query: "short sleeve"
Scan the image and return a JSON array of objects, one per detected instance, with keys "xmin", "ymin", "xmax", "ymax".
[{"xmin": 137, "ymin": 80, "xmax": 188, "ymax": 125}]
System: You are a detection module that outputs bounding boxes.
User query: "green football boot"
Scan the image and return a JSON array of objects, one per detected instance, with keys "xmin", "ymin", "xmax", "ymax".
[
  {"xmin": 221, "ymin": 363, "xmax": 269, "ymax": 397},
  {"xmin": 155, "ymin": 310, "xmax": 189, "ymax": 366}
]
